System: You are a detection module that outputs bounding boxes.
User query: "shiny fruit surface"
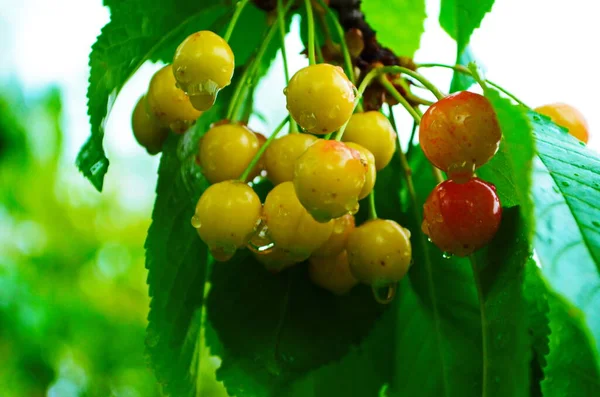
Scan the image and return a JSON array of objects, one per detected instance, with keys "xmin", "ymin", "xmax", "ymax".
[
  {"xmin": 342, "ymin": 111, "xmax": 397, "ymax": 170},
  {"xmin": 263, "ymin": 133, "xmax": 318, "ymax": 185},
  {"xmin": 172, "ymin": 31, "xmax": 235, "ymax": 111},
  {"xmin": 285, "ymin": 64, "xmax": 355, "ymax": 135},
  {"xmin": 347, "ymin": 219, "xmax": 412, "ymax": 286},
  {"xmin": 263, "ymin": 182, "xmax": 333, "ymax": 261},
  {"xmin": 147, "ymin": 65, "xmax": 202, "ymax": 133},
  {"xmin": 198, "ymin": 123, "xmax": 260, "ymax": 184},
  {"xmin": 293, "ymin": 140, "xmax": 367, "ymax": 222},
  {"xmin": 422, "ymin": 178, "xmax": 502, "ymax": 257},
  {"xmin": 192, "ymin": 180, "xmax": 262, "ymax": 261},
  {"xmin": 419, "ymin": 91, "xmax": 501, "ymax": 182},
  {"xmin": 131, "ymin": 95, "xmax": 169, "ymax": 154}
]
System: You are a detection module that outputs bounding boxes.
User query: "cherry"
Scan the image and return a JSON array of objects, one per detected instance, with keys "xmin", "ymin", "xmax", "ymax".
[
  {"xmin": 535, "ymin": 103, "xmax": 589, "ymax": 144},
  {"xmin": 198, "ymin": 123, "xmax": 260, "ymax": 184},
  {"xmin": 131, "ymin": 95, "xmax": 169, "ymax": 154},
  {"xmin": 422, "ymin": 177, "xmax": 502, "ymax": 257},
  {"xmin": 172, "ymin": 31, "xmax": 235, "ymax": 111},
  {"xmin": 263, "ymin": 133, "xmax": 318, "ymax": 185},
  {"xmin": 309, "ymin": 251, "xmax": 358, "ymax": 295},
  {"xmin": 346, "ymin": 219, "xmax": 412, "ymax": 287},
  {"xmin": 147, "ymin": 65, "xmax": 202, "ymax": 133},
  {"xmin": 253, "ymin": 247, "xmax": 299, "ymax": 274},
  {"xmin": 192, "ymin": 180, "xmax": 262, "ymax": 262},
  {"xmin": 342, "ymin": 111, "xmax": 397, "ymax": 170},
  {"xmin": 420, "ymin": 91, "xmax": 502, "ymax": 182},
  {"xmin": 312, "ymin": 214, "xmax": 355, "ymax": 257},
  {"xmin": 285, "ymin": 64, "xmax": 355, "ymax": 135},
  {"xmin": 294, "ymin": 139, "xmax": 367, "ymax": 223},
  {"xmin": 262, "ymin": 182, "xmax": 334, "ymax": 261},
  {"xmin": 345, "ymin": 142, "xmax": 376, "ymax": 200}
]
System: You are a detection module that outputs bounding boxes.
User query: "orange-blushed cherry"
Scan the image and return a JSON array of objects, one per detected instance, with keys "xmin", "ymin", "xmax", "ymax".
[
  {"xmin": 293, "ymin": 139, "xmax": 367, "ymax": 223},
  {"xmin": 419, "ymin": 91, "xmax": 502, "ymax": 182},
  {"xmin": 312, "ymin": 214, "xmax": 355, "ymax": 257},
  {"xmin": 342, "ymin": 111, "xmax": 397, "ymax": 170},
  {"xmin": 534, "ymin": 102, "xmax": 589, "ymax": 144},
  {"xmin": 172, "ymin": 31, "xmax": 235, "ymax": 111},
  {"xmin": 346, "ymin": 219, "xmax": 412, "ymax": 287},
  {"xmin": 131, "ymin": 95, "xmax": 169, "ymax": 154},
  {"xmin": 309, "ymin": 250, "xmax": 358, "ymax": 295},
  {"xmin": 198, "ymin": 123, "xmax": 260, "ymax": 184},
  {"xmin": 422, "ymin": 177, "xmax": 502, "ymax": 257},
  {"xmin": 262, "ymin": 181, "xmax": 333, "ymax": 261},
  {"xmin": 263, "ymin": 133, "xmax": 318, "ymax": 185},
  {"xmin": 285, "ymin": 63, "xmax": 355, "ymax": 135},
  {"xmin": 345, "ymin": 142, "xmax": 376, "ymax": 200},
  {"xmin": 192, "ymin": 180, "xmax": 262, "ymax": 261},
  {"xmin": 147, "ymin": 65, "xmax": 202, "ymax": 133},
  {"xmin": 253, "ymin": 247, "xmax": 300, "ymax": 274}
]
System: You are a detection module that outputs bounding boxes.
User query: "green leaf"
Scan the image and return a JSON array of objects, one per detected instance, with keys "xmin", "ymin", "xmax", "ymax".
[
  {"xmin": 79, "ymin": 0, "xmax": 277, "ymax": 191},
  {"xmin": 439, "ymin": 0, "xmax": 495, "ymax": 54},
  {"xmin": 205, "ymin": 253, "xmax": 386, "ymax": 397},
  {"xmin": 524, "ymin": 261, "xmax": 551, "ymax": 396},
  {"xmin": 477, "ymin": 89, "xmax": 535, "ymax": 236},
  {"xmin": 532, "ymin": 112, "xmax": 600, "ymax": 275},
  {"xmin": 449, "ymin": 46, "xmax": 476, "ymax": 92},
  {"xmin": 144, "ymin": 135, "xmax": 210, "ymax": 397},
  {"xmin": 531, "ymin": 112, "xmax": 600, "ymax": 348},
  {"xmin": 361, "ymin": 0, "xmax": 427, "ymax": 57},
  {"xmin": 542, "ymin": 291, "xmax": 600, "ymax": 396},
  {"xmin": 472, "ymin": 207, "xmax": 531, "ymax": 396}
]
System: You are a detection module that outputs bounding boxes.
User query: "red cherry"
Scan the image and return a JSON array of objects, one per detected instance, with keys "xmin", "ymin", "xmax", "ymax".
[{"xmin": 422, "ymin": 178, "xmax": 502, "ymax": 256}]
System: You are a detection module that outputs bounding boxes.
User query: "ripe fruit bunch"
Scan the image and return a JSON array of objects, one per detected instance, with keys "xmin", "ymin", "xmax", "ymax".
[
  {"xmin": 189, "ymin": 60, "xmax": 414, "ymax": 299},
  {"xmin": 419, "ymin": 91, "xmax": 503, "ymax": 257},
  {"xmin": 154, "ymin": 42, "xmax": 411, "ymax": 298}
]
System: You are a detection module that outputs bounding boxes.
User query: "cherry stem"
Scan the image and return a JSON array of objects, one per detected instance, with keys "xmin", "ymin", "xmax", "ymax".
[
  {"xmin": 314, "ymin": 0, "xmax": 356, "ymax": 85},
  {"xmin": 469, "ymin": 254, "xmax": 489, "ymax": 397},
  {"xmin": 315, "ymin": 39, "xmax": 325, "ymax": 63},
  {"xmin": 406, "ymin": 121, "xmax": 417, "ymax": 159},
  {"xmin": 387, "ymin": 103, "xmax": 451, "ymax": 392},
  {"xmin": 381, "ymin": 77, "xmax": 445, "ymax": 184},
  {"xmin": 416, "ymin": 63, "xmax": 529, "ymax": 107},
  {"xmin": 333, "ymin": 66, "xmax": 392, "ymax": 141},
  {"xmin": 368, "ymin": 190, "xmax": 378, "ymax": 220},
  {"xmin": 304, "ymin": 0, "xmax": 317, "ymax": 65},
  {"xmin": 394, "ymin": 67, "xmax": 445, "ymax": 100},
  {"xmin": 468, "ymin": 62, "xmax": 489, "ymax": 91},
  {"xmin": 388, "ymin": 104, "xmax": 417, "ymax": 208},
  {"xmin": 223, "ymin": 0, "xmax": 250, "ymax": 42},
  {"xmin": 379, "ymin": 75, "xmax": 422, "ymax": 123},
  {"xmin": 395, "ymin": 78, "xmax": 434, "ymax": 106},
  {"xmin": 227, "ymin": 1, "xmax": 292, "ymax": 122},
  {"xmin": 277, "ymin": 0, "xmax": 298, "ymax": 133},
  {"xmin": 239, "ymin": 116, "xmax": 290, "ymax": 182}
]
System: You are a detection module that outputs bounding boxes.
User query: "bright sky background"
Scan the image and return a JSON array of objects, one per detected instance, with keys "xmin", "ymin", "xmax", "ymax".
[{"xmin": 0, "ymin": 0, "xmax": 598, "ymax": 208}]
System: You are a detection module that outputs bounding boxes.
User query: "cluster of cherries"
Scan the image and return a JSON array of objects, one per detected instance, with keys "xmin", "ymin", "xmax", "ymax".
[
  {"xmin": 419, "ymin": 91, "xmax": 503, "ymax": 257},
  {"xmin": 193, "ymin": 58, "xmax": 412, "ymax": 296},
  {"xmin": 129, "ymin": 18, "xmax": 589, "ymax": 298}
]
